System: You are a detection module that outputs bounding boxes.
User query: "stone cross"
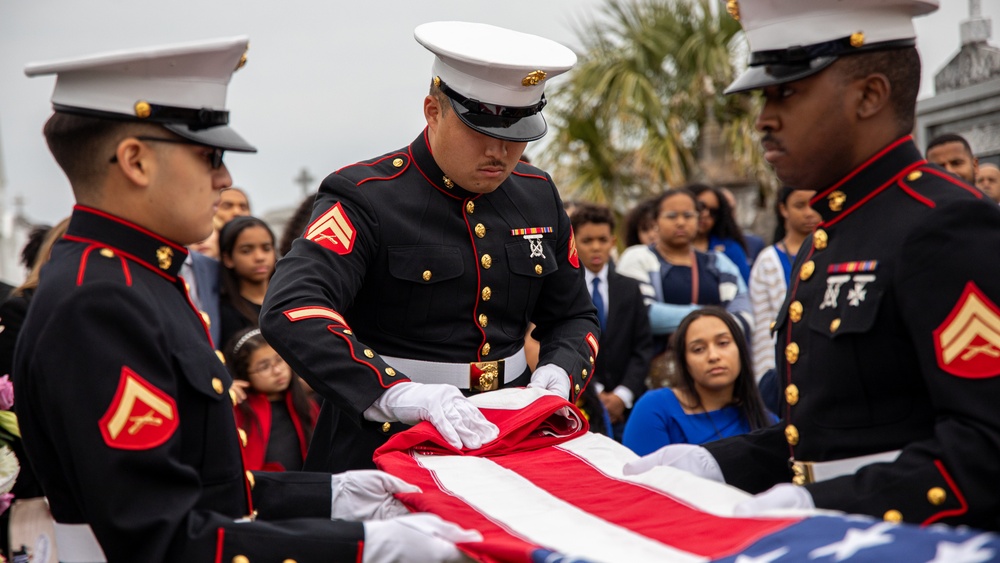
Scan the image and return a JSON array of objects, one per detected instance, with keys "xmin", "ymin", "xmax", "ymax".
[{"xmin": 294, "ymin": 167, "xmax": 315, "ymax": 197}]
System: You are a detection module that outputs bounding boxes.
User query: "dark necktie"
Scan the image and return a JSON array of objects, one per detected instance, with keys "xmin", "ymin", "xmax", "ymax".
[{"xmin": 592, "ymin": 277, "xmax": 606, "ymax": 333}]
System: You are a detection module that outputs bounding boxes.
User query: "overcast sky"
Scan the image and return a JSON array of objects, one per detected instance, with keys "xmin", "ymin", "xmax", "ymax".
[{"xmin": 0, "ymin": 0, "xmax": 995, "ymax": 226}]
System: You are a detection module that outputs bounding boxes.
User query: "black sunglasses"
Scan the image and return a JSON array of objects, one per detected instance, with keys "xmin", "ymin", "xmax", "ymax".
[{"xmin": 109, "ymin": 136, "xmax": 225, "ymax": 169}]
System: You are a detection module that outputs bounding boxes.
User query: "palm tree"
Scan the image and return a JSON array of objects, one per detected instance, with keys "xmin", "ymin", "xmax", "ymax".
[{"xmin": 542, "ymin": 0, "xmax": 774, "ymax": 219}]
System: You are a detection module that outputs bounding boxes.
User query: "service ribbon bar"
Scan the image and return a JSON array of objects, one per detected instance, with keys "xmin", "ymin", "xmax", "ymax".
[
  {"xmin": 511, "ymin": 227, "xmax": 553, "ymax": 236},
  {"xmin": 827, "ymin": 260, "xmax": 878, "ymax": 274}
]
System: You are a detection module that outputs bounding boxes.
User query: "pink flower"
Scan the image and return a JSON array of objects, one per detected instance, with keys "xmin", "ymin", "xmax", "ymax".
[
  {"xmin": 0, "ymin": 492, "xmax": 12, "ymax": 516},
  {"xmin": 0, "ymin": 376, "xmax": 11, "ymax": 411}
]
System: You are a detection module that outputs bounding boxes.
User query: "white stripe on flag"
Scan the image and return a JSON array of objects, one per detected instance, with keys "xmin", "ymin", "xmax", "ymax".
[
  {"xmin": 416, "ymin": 453, "xmax": 705, "ymax": 563},
  {"xmin": 557, "ymin": 433, "xmax": 752, "ymax": 516}
]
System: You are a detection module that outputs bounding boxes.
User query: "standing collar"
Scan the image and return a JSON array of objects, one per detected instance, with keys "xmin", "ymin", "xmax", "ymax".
[
  {"xmin": 810, "ymin": 136, "xmax": 925, "ymax": 225},
  {"xmin": 409, "ymin": 128, "xmax": 483, "ymax": 200},
  {"xmin": 66, "ymin": 205, "xmax": 188, "ymax": 279}
]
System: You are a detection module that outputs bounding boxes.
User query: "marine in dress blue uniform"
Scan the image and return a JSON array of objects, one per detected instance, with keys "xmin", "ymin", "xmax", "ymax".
[
  {"xmin": 261, "ymin": 22, "xmax": 600, "ymax": 472},
  {"xmin": 630, "ymin": 0, "xmax": 1000, "ymax": 531},
  {"xmin": 14, "ymin": 37, "xmax": 472, "ymax": 563}
]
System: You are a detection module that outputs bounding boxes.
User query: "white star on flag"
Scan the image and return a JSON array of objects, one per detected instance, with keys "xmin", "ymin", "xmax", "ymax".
[
  {"xmin": 808, "ymin": 522, "xmax": 896, "ymax": 561},
  {"xmin": 926, "ymin": 533, "xmax": 997, "ymax": 563}
]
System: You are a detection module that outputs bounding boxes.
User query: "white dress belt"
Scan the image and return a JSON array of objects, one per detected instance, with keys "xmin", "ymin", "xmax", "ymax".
[
  {"xmin": 54, "ymin": 523, "xmax": 106, "ymax": 563},
  {"xmin": 792, "ymin": 449, "xmax": 902, "ymax": 484},
  {"xmin": 381, "ymin": 347, "xmax": 527, "ymax": 388}
]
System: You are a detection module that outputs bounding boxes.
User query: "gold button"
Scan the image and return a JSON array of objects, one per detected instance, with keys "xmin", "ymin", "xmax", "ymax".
[
  {"xmin": 927, "ymin": 487, "xmax": 947, "ymax": 506},
  {"xmin": 534, "ymin": 264, "xmax": 543, "ymax": 275},
  {"xmin": 422, "ymin": 270, "xmax": 432, "ymax": 281},
  {"xmin": 364, "ymin": 349, "xmax": 375, "ymax": 358},
  {"xmin": 212, "ymin": 378, "xmax": 224, "ymax": 394},
  {"xmin": 907, "ymin": 170, "xmax": 923, "ymax": 181},
  {"xmin": 392, "ymin": 158, "xmax": 404, "ymax": 168},
  {"xmin": 574, "ymin": 384, "xmax": 581, "ymax": 394},
  {"xmin": 385, "ymin": 367, "xmax": 396, "ymax": 376},
  {"xmin": 283, "ymin": 560, "xmax": 298, "ymax": 563},
  {"xmin": 382, "ymin": 422, "xmax": 391, "ymax": 433},
  {"xmin": 245, "ymin": 470, "xmax": 255, "ymax": 490},
  {"xmin": 183, "ymin": 280, "xmax": 191, "ymax": 292},
  {"xmin": 813, "ymin": 229, "xmax": 828, "ymax": 250},
  {"xmin": 343, "ymin": 329, "xmax": 353, "ymax": 335},
  {"xmin": 201, "ymin": 311, "xmax": 212, "ymax": 327},
  {"xmin": 466, "ymin": 201, "xmax": 475, "ymax": 214},
  {"xmin": 482, "ymin": 287, "xmax": 492, "ymax": 301},
  {"xmin": 828, "ymin": 190, "xmax": 846, "ymax": 212},
  {"xmin": 582, "ymin": 369, "xmax": 588, "ymax": 377},
  {"xmin": 229, "ymin": 389, "xmax": 238, "ymax": 406},
  {"xmin": 785, "ymin": 384, "xmax": 799, "ymax": 406},
  {"xmin": 232, "ymin": 556, "xmax": 249, "ymax": 563},
  {"xmin": 478, "ymin": 314, "xmax": 488, "ymax": 328},
  {"xmin": 830, "ymin": 318, "xmax": 841, "ymax": 333},
  {"xmin": 475, "ymin": 223, "xmax": 486, "ymax": 238},
  {"xmin": 849, "ymin": 31, "xmax": 865, "ymax": 48},
  {"xmin": 785, "ymin": 342, "xmax": 800, "ymax": 364},
  {"xmin": 443, "ymin": 176, "xmax": 454, "ymax": 189},
  {"xmin": 785, "ymin": 424, "xmax": 799, "ymax": 446},
  {"xmin": 789, "ymin": 301, "xmax": 803, "ymax": 323},
  {"xmin": 215, "ymin": 350, "xmax": 226, "ymax": 365},
  {"xmin": 769, "ymin": 321, "xmax": 776, "ymax": 331},
  {"xmin": 134, "ymin": 100, "xmax": 152, "ymax": 118},
  {"xmin": 883, "ymin": 510, "xmax": 903, "ymax": 523},
  {"xmin": 482, "ymin": 343, "xmax": 491, "ymax": 356},
  {"xmin": 481, "ymin": 254, "xmax": 492, "ymax": 269},
  {"xmin": 589, "ymin": 356, "xmax": 595, "ymax": 364},
  {"xmin": 800, "ymin": 261, "xmax": 815, "ymax": 281},
  {"xmin": 238, "ymin": 428, "xmax": 248, "ymax": 448},
  {"xmin": 100, "ymin": 248, "xmax": 115, "ymax": 258}
]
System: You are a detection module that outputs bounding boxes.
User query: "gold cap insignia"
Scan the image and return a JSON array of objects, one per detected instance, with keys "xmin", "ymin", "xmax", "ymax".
[
  {"xmin": 235, "ymin": 44, "xmax": 249, "ymax": 71},
  {"xmin": 850, "ymin": 32, "xmax": 865, "ymax": 48},
  {"xmin": 522, "ymin": 70, "xmax": 547, "ymax": 86},
  {"xmin": 134, "ymin": 101, "xmax": 152, "ymax": 119},
  {"xmin": 156, "ymin": 246, "xmax": 173, "ymax": 270},
  {"xmin": 433, "ymin": 76, "xmax": 442, "ymax": 88},
  {"xmin": 726, "ymin": 0, "xmax": 740, "ymax": 21}
]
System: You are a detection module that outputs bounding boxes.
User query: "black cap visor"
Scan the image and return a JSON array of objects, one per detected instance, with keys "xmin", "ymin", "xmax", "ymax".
[
  {"xmin": 163, "ymin": 123, "xmax": 257, "ymax": 153},
  {"xmin": 724, "ymin": 56, "xmax": 837, "ymax": 95},
  {"xmin": 449, "ymin": 98, "xmax": 548, "ymax": 142}
]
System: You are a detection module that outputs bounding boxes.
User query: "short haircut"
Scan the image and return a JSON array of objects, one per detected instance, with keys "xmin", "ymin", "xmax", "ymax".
[
  {"xmin": 836, "ymin": 47, "xmax": 920, "ymax": 136},
  {"xmin": 42, "ymin": 112, "xmax": 159, "ymax": 195},
  {"xmin": 428, "ymin": 80, "xmax": 451, "ymax": 116},
  {"xmin": 570, "ymin": 203, "xmax": 615, "ymax": 232},
  {"xmin": 623, "ymin": 196, "xmax": 660, "ymax": 247},
  {"xmin": 926, "ymin": 133, "xmax": 973, "ymax": 156}
]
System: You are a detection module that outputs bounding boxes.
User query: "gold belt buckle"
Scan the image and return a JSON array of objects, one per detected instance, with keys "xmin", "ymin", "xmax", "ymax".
[
  {"xmin": 790, "ymin": 459, "xmax": 815, "ymax": 485},
  {"xmin": 470, "ymin": 360, "xmax": 504, "ymax": 393}
]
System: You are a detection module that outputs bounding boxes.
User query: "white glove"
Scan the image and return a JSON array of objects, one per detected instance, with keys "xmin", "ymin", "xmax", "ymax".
[
  {"xmin": 527, "ymin": 364, "xmax": 571, "ymax": 400},
  {"xmin": 365, "ymin": 382, "xmax": 499, "ymax": 450},
  {"xmin": 622, "ymin": 444, "xmax": 725, "ymax": 483},
  {"xmin": 362, "ymin": 513, "xmax": 481, "ymax": 563},
  {"xmin": 733, "ymin": 483, "xmax": 815, "ymax": 516},
  {"xmin": 330, "ymin": 470, "xmax": 420, "ymax": 521}
]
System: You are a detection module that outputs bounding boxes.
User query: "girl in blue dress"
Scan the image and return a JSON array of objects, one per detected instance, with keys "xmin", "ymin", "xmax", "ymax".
[{"xmin": 623, "ymin": 307, "xmax": 776, "ymax": 456}]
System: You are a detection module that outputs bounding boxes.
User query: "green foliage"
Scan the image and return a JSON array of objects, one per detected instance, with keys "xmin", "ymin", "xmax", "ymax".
[{"xmin": 542, "ymin": 0, "xmax": 775, "ymax": 225}]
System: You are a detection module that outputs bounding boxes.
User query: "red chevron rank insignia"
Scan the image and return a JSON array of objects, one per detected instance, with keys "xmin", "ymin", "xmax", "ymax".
[
  {"xmin": 933, "ymin": 282, "xmax": 1000, "ymax": 378},
  {"xmin": 99, "ymin": 367, "xmax": 178, "ymax": 450},
  {"xmin": 306, "ymin": 202, "xmax": 356, "ymax": 255},
  {"xmin": 568, "ymin": 227, "xmax": 580, "ymax": 269}
]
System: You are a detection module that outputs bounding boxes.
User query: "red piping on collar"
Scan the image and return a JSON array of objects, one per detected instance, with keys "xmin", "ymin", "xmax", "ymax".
[
  {"xmin": 812, "ymin": 136, "xmax": 912, "ymax": 205},
  {"xmin": 63, "ymin": 234, "xmax": 178, "ymax": 282},
  {"xmin": 74, "ymin": 205, "xmax": 187, "ymax": 252}
]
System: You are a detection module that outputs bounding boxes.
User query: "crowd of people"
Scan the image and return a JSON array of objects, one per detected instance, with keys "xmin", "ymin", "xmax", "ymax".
[{"xmin": 2, "ymin": 0, "xmax": 1000, "ymax": 561}]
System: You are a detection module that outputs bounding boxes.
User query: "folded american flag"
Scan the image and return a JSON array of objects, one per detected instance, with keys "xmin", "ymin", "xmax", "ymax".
[{"xmin": 374, "ymin": 388, "xmax": 999, "ymax": 563}]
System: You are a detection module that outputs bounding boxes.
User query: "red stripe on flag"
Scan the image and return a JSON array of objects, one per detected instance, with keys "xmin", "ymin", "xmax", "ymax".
[
  {"xmin": 377, "ymin": 451, "xmax": 544, "ymax": 563},
  {"xmin": 490, "ymin": 446, "xmax": 799, "ymax": 559}
]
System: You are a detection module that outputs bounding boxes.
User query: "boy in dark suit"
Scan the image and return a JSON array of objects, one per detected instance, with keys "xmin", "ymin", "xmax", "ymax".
[{"xmin": 571, "ymin": 204, "xmax": 655, "ymax": 440}]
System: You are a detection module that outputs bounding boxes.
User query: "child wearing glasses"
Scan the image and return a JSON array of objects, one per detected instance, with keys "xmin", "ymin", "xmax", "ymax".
[{"xmin": 225, "ymin": 327, "xmax": 319, "ymax": 471}]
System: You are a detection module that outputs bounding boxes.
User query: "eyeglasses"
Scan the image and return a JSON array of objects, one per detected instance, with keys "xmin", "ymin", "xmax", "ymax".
[
  {"xmin": 660, "ymin": 211, "xmax": 699, "ymax": 221},
  {"xmin": 248, "ymin": 355, "xmax": 288, "ymax": 376},
  {"xmin": 700, "ymin": 206, "xmax": 720, "ymax": 218},
  {"xmin": 108, "ymin": 136, "xmax": 225, "ymax": 169}
]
